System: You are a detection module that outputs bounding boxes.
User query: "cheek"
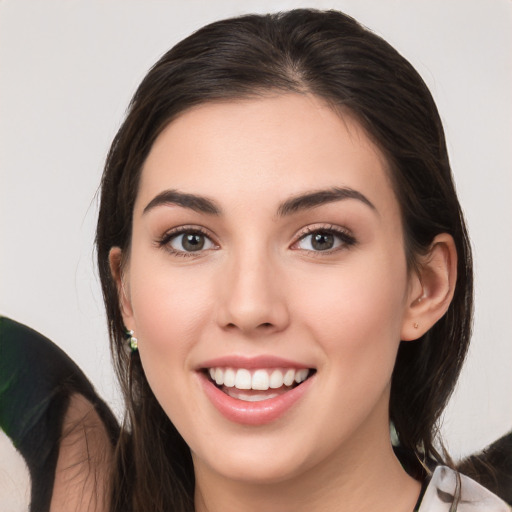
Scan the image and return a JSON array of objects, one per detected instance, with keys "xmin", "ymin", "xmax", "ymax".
[
  {"xmin": 127, "ymin": 263, "xmax": 216, "ymax": 427},
  {"xmin": 126, "ymin": 256, "xmax": 215, "ymax": 399},
  {"xmin": 130, "ymin": 256, "xmax": 209, "ymax": 338},
  {"xmin": 294, "ymin": 254, "xmax": 408, "ymax": 372}
]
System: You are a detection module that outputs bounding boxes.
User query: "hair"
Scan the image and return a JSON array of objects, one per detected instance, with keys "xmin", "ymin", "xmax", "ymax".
[{"xmin": 95, "ymin": 9, "xmax": 473, "ymax": 511}]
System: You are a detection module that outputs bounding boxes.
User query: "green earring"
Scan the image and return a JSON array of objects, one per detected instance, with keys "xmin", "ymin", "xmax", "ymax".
[{"xmin": 125, "ymin": 329, "xmax": 138, "ymax": 352}]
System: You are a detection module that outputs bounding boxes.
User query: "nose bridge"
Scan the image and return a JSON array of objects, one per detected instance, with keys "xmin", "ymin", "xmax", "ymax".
[{"xmin": 217, "ymin": 239, "xmax": 289, "ymax": 334}]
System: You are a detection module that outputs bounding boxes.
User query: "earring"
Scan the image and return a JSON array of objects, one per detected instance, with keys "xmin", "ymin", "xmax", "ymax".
[
  {"xmin": 125, "ymin": 329, "xmax": 138, "ymax": 351},
  {"xmin": 413, "ymin": 322, "xmax": 419, "ymax": 329}
]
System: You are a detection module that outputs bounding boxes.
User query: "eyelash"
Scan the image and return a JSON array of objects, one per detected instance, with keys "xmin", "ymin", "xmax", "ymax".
[
  {"xmin": 157, "ymin": 226, "xmax": 218, "ymax": 258},
  {"xmin": 293, "ymin": 225, "xmax": 357, "ymax": 255},
  {"xmin": 156, "ymin": 224, "xmax": 356, "ymax": 258}
]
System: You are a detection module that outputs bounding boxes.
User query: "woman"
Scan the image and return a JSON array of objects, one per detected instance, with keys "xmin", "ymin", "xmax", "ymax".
[
  {"xmin": 93, "ymin": 8, "xmax": 508, "ymax": 512},
  {"xmin": 1, "ymin": 6, "xmax": 510, "ymax": 512}
]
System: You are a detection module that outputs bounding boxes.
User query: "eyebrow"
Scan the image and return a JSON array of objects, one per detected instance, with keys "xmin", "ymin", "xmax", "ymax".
[
  {"xmin": 142, "ymin": 186, "xmax": 376, "ymax": 217},
  {"xmin": 143, "ymin": 189, "xmax": 221, "ymax": 215},
  {"xmin": 276, "ymin": 187, "xmax": 377, "ymax": 217}
]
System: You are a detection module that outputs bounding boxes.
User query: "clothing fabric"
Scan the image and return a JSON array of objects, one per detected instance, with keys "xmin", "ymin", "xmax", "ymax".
[
  {"xmin": 417, "ymin": 466, "xmax": 510, "ymax": 511},
  {"xmin": 0, "ymin": 316, "xmax": 509, "ymax": 511},
  {"xmin": 0, "ymin": 316, "xmax": 119, "ymax": 511}
]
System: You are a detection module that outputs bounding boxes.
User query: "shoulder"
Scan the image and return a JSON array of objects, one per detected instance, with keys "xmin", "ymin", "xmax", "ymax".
[
  {"xmin": 0, "ymin": 316, "xmax": 119, "ymax": 511},
  {"xmin": 418, "ymin": 466, "xmax": 511, "ymax": 512}
]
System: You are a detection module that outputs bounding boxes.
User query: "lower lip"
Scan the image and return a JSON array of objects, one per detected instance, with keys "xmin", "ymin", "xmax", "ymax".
[{"xmin": 199, "ymin": 372, "xmax": 314, "ymax": 426}]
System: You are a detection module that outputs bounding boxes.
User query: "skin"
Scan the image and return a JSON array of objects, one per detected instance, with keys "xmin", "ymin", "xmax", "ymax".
[
  {"xmin": 111, "ymin": 93, "xmax": 456, "ymax": 512},
  {"xmin": 50, "ymin": 395, "xmax": 112, "ymax": 512}
]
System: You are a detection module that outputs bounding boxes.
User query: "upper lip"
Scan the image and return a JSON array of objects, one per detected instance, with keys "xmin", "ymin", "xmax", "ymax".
[{"xmin": 197, "ymin": 355, "xmax": 313, "ymax": 370}]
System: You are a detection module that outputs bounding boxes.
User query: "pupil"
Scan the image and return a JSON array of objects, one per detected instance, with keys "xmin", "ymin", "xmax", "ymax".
[
  {"xmin": 312, "ymin": 232, "xmax": 334, "ymax": 250},
  {"xmin": 183, "ymin": 234, "xmax": 204, "ymax": 251}
]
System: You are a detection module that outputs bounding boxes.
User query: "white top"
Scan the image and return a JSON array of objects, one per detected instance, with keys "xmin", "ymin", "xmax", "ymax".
[{"xmin": 419, "ymin": 466, "xmax": 510, "ymax": 511}]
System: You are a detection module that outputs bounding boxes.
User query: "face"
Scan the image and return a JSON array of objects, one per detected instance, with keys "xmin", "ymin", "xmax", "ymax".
[{"xmin": 117, "ymin": 94, "xmax": 417, "ymax": 485}]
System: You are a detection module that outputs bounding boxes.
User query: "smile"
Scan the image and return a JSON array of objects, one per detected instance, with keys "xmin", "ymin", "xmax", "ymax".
[
  {"xmin": 207, "ymin": 367, "xmax": 311, "ymax": 400},
  {"xmin": 198, "ymin": 359, "xmax": 316, "ymax": 425}
]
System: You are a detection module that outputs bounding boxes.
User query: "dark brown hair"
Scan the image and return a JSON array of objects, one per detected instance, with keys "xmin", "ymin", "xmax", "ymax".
[{"xmin": 96, "ymin": 9, "xmax": 473, "ymax": 511}]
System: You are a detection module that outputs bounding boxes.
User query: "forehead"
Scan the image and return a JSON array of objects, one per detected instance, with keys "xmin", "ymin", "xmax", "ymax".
[{"xmin": 135, "ymin": 93, "xmax": 397, "ymax": 217}]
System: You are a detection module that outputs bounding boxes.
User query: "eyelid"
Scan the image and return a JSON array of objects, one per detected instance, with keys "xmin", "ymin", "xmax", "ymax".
[
  {"xmin": 156, "ymin": 223, "xmax": 355, "ymax": 257},
  {"xmin": 157, "ymin": 225, "xmax": 219, "ymax": 257},
  {"xmin": 290, "ymin": 224, "xmax": 356, "ymax": 253}
]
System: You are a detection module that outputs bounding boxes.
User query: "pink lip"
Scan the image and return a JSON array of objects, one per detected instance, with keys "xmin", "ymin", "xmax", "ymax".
[
  {"xmin": 197, "ymin": 355, "xmax": 311, "ymax": 370},
  {"xmin": 198, "ymin": 371, "xmax": 315, "ymax": 426}
]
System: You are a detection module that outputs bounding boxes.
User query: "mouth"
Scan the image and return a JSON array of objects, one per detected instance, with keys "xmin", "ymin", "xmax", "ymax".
[{"xmin": 203, "ymin": 366, "xmax": 316, "ymax": 402}]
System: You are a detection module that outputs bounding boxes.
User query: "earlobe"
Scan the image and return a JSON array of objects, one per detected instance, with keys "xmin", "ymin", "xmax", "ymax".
[
  {"xmin": 401, "ymin": 233, "xmax": 457, "ymax": 341},
  {"xmin": 108, "ymin": 247, "xmax": 134, "ymax": 323}
]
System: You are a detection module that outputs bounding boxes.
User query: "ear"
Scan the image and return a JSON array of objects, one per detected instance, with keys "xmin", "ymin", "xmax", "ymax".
[
  {"xmin": 401, "ymin": 233, "xmax": 457, "ymax": 341},
  {"xmin": 108, "ymin": 247, "xmax": 134, "ymax": 327}
]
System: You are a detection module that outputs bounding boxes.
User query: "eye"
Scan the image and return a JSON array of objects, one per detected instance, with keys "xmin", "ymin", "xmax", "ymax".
[
  {"xmin": 159, "ymin": 228, "xmax": 217, "ymax": 255},
  {"xmin": 294, "ymin": 227, "xmax": 355, "ymax": 252}
]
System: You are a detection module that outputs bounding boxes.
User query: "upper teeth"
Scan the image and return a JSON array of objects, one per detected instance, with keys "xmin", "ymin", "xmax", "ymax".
[{"xmin": 208, "ymin": 367, "xmax": 310, "ymax": 391}]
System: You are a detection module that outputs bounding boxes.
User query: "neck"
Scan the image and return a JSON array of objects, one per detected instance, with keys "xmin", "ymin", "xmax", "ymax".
[{"xmin": 194, "ymin": 428, "xmax": 421, "ymax": 512}]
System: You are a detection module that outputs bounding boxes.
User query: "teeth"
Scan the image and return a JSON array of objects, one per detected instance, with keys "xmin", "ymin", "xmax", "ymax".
[
  {"xmin": 223, "ymin": 368, "xmax": 236, "ymax": 388},
  {"xmin": 283, "ymin": 369, "xmax": 295, "ymax": 386},
  {"xmin": 295, "ymin": 369, "xmax": 309, "ymax": 384},
  {"xmin": 214, "ymin": 368, "xmax": 224, "ymax": 385},
  {"xmin": 252, "ymin": 369, "xmax": 270, "ymax": 390},
  {"xmin": 206, "ymin": 367, "xmax": 311, "ymax": 391},
  {"xmin": 269, "ymin": 369, "xmax": 284, "ymax": 389},
  {"xmin": 226, "ymin": 390, "xmax": 279, "ymax": 402},
  {"xmin": 234, "ymin": 369, "xmax": 252, "ymax": 390}
]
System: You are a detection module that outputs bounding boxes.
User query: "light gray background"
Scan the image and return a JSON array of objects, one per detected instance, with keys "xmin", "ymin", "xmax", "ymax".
[{"xmin": 1, "ymin": 0, "xmax": 511, "ymax": 460}]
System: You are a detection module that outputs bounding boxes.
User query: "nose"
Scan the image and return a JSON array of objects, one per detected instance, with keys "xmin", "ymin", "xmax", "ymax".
[{"xmin": 216, "ymin": 249, "xmax": 290, "ymax": 336}]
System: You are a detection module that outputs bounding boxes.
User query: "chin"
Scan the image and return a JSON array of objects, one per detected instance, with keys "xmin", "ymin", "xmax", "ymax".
[
  {"xmin": 198, "ymin": 450, "xmax": 311, "ymax": 486},
  {"xmin": 189, "ymin": 421, "xmax": 335, "ymax": 488}
]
